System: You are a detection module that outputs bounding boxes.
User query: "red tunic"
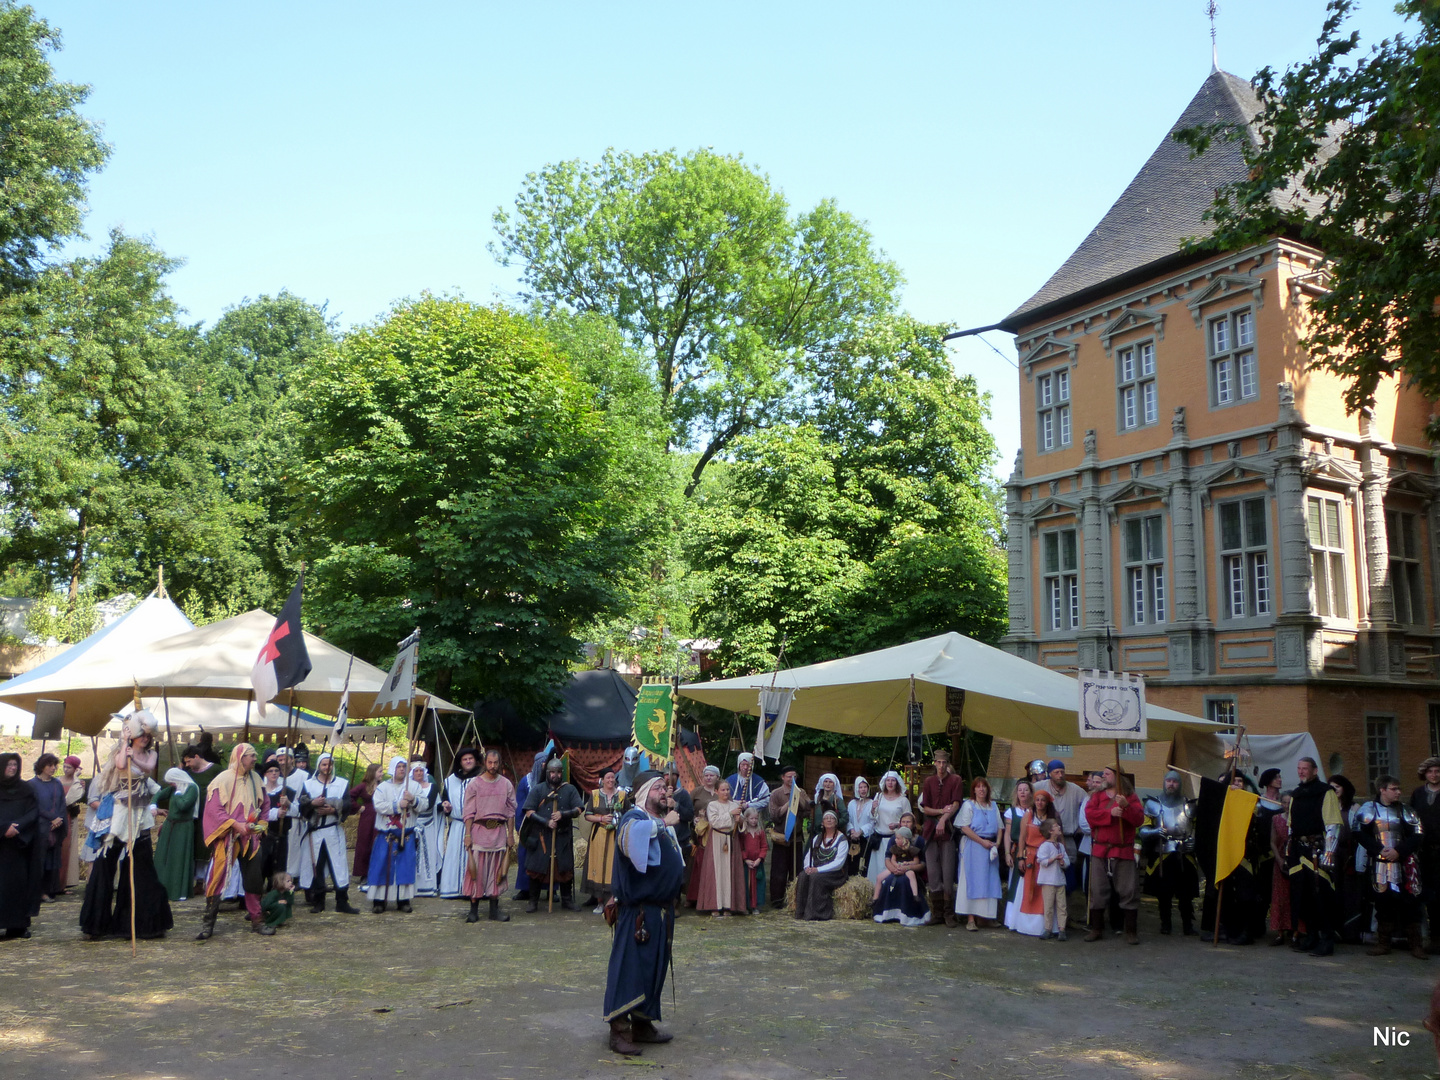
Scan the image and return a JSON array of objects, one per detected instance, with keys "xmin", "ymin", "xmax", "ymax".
[{"xmin": 1084, "ymin": 790, "xmax": 1145, "ymax": 859}]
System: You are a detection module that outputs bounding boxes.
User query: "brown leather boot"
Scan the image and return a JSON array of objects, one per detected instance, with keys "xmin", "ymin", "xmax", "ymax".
[
  {"xmin": 927, "ymin": 891, "xmax": 945, "ymax": 926},
  {"xmin": 1085, "ymin": 907, "xmax": 1104, "ymax": 942},
  {"xmin": 631, "ymin": 1019, "xmax": 673, "ymax": 1043},
  {"xmin": 1369, "ymin": 921, "xmax": 1393, "ymax": 956},
  {"xmin": 1124, "ymin": 909, "xmax": 1139, "ymax": 945},
  {"xmin": 1408, "ymin": 923, "xmax": 1430, "ymax": 961},
  {"xmin": 943, "ymin": 888, "xmax": 958, "ymax": 928},
  {"xmin": 609, "ymin": 1020, "xmax": 640, "ymax": 1056}
]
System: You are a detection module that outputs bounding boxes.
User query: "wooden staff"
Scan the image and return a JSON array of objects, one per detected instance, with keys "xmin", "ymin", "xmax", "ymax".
[
  {"xmin": 546, "ymin": 788, "xmax": 559, "ymax": 913},
  {"xmin": 1212, "ymin": 725, "xmax": 1247, "ymax": 948},
  {"xmin": 161, "ymin": 687, "xmax": 178, "ymax": 773}
]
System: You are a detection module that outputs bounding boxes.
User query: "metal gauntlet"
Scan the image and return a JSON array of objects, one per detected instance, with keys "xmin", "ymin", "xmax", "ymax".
[{"xmin": 1320, "ymin": 823, "xmax": 1340, "ymax": 869}]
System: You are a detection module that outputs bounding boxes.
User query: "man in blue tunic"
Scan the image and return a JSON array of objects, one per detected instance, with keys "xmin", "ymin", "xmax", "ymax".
[{"xmin": 604, "ymin": 771, "xmax": 683, "ymax": 1056}]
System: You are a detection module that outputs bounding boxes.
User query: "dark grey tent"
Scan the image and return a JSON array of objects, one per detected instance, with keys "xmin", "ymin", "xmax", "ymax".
[{"xmin": 483, "ymin": 668, "xmax": 638, "ymax": 748}]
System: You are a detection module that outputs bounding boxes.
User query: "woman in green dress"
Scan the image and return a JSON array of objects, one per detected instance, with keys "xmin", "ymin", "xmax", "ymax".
[{"xmin": 154, "ymin": 767, "xmax": 199, "ymax": 901}]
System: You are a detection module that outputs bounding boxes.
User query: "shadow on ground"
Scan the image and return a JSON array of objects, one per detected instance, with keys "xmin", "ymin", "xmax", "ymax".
[{"xmin": 0, "ymin": 893, "xmax": 1435, "ymax": 1080}]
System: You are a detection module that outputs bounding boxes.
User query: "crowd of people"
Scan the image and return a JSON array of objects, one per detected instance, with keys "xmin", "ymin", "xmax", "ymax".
[{"xmin": 0, "ymin": 718, "xmax": 1436, "ymax": 968}]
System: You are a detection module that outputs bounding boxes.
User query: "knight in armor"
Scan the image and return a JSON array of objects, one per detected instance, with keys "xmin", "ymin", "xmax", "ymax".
[
  {"xmin": 1139, "ymin": 770, "xmax": 1198, "ymax": 935},
  {"xmin": 1286, "ymin": 756, "xmax": 1343, "ymax": 956},
  {"xmin": 298, "ymin": 752, "xmax": 358, "ymax": 913},
  {"xmin": 616, "ymin": 746, "xmax": 649, "ymax": 793},
  {"xmin": 520, "ymin": 758, "xmax": 583, "ymax": 912},
  {"xmin": 1356, "ymin": 774, "xmax": 1428, "ymax": 960}
]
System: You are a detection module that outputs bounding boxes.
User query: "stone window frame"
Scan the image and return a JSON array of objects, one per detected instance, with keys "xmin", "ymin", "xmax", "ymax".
[
  {"xmin": 1214, "ymin": 495, "xmax": 1274, "ymax": 625},
  {"xmin": 1385, "ymin": 506, "xmax": 1427, "ymax": 627},
  {"xmin": 1115, "ymin": 338, "xmax": 1158, "ymax": 433},
  {"xmin": 1040, "ymin": 526, "xmax": 1081, "ymax": 635},
  {"xmin": 1035, "ymin": 365, "xmax": 1072, "ymax": 454},
  {"xmin": 1206, "ymin": 305, "xmax": 1259, "ymax": 410},
  {"xmin": 1204, "ymin": 696, "xmax": 1238, "ymax": 731},
  {"xmin": 1121, "ymin": 510, "xmax": 1167, "ymax": 628},
  {"xmin": 1364, "ymin": 713, "xmax": 1399, "ymax": 796},
  {"xmin": 1306, "ymin": 492, "xmax": 1352, "ymax": 623},
  {"xmin": 1118, "ymin": 741, "xmax": 1146, "ymax": 761}
]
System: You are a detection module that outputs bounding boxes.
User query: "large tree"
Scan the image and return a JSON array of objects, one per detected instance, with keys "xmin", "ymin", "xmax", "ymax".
[
  {"xmin": 685, "ymin": 315, "xmax": 1007, "ymax": 676},
  {"xmin": 492, "ymin": 148, "xmax": 901, "ymax": 494},
  {"xmin": 294, "ymin": 297, "xmax": 673, "ymax": 714},
  {"xmin": 0, "ymin": 2, "xmax": 109, "ymax": 292},
  {"xmin": 1178, "ymin": 0, "xmax": 1440, "ymax": 424}
]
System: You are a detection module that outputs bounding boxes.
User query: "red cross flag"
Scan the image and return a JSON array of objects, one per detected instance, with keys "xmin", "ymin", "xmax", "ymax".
[{"xmin": 251, "ymin": 577, "xmax": 313, "ymax": 716}]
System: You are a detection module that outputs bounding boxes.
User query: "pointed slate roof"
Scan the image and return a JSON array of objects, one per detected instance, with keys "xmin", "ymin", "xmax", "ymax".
[{"xmin": 1001, "ymin": 70, "xmax": 1304, "ymax": 331}]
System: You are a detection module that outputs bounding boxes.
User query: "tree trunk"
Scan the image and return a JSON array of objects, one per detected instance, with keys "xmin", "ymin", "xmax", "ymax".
[{"xmin": 67, "ymin": 509, "xmax": 87, "ymax": 604}]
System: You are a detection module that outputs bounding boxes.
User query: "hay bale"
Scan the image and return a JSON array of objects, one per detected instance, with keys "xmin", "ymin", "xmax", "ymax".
[
  {"xmin": 783, "ymin": 875, "xmax": 872, "ymax": 920},
  {"xmin": 832, "ymin": 875, "xmax": 874, "ymax": 921}
]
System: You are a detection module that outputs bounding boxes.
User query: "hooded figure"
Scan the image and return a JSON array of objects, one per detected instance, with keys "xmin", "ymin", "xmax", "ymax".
[
  {"xmin": 0, "ymin": 753, "xmax": 40, "ymax": 938},
  {"xmin": 366, "ymin": 756, "xmax": 432, "ymax": 913},
  {"xmin": 79, "ymin": 733, "xmax": 173, "ymax": 943},
  {"xmin": 513, "ymin": 743, "xmax": 553, "ymax": 901},
  {"xmin": 153, "ymin": 766, "xmax": 199, "ymax": 902},
  {"xmin": 439, "ymin": 746, "xmax": 484, "ymax": 898},
  {"xmin": 617, "ymin": 747, "xmax": 649, "ymax": 793},
  {"xmin": 725, "ymin": 753, "xmax": 770, "ymax": 811},
  {"xmin": 195, "ymin": 743, "xmax": 266, "ymax": 940},
  {"xmin": 298, "ymin": 752, "xmax": 358, "ymax": 913},
  {"xmin": 1139, "ymin": 769, "xmax": 1199, "ymax": 936},
  {"xmin": 520, "ymin": 756, "xmax": 583, "ymax": 911}
]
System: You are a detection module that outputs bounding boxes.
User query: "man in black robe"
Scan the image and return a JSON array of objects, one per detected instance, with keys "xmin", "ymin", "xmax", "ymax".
[
  {"xmin": 0, "ymin": 753, "xmax": 40, "ymax": 940},
  {"xmin": 521, "ymin": 758, "xmax": 583, "ymax": 912},
  {"xmin": 604, "ymin": 771, "xmax": 682, "ymax": 1055},
  {"xmin": 1287, "ymin": 756, "xmax": 1343, "ymax": 957}
]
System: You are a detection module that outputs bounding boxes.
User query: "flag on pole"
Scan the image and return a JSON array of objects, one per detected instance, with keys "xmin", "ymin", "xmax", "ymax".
[
  {"xmin": 1078, "ymin": 669, "xmax": 1148, "ymax": 741},
  {"xmin": 373, "ymin": 629, "xmax": 420, "ymax": 715},
  {"xmin": 632, "ymin": 680, "xmax": 675, "ymax": 763},
  {"xmin": 250, "ymin": 577, "xmax": 312, "ymax": 717},
  {"xmin": 332, "ymin": 654, "xmax": 355, "ymax": 740},
  {"xmin": 754, "ymin": 687, "xmax": 793, "ymax": 762},
  {"xmin": 784, "ymin": 780, "xmax": 802, "ymax": 842},
  {"xmin": 1214, "ymin": 786, "xmax": 1260, "ymax": 884}
]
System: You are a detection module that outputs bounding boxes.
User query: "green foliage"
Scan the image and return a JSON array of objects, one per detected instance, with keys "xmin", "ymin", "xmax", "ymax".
[
  {"xmin": 0, "ymin": 3, "xmax": 109, "ymax": 291},
  {"xmin": 685, "ymin": 314, "xmax": 1006, "ymax": 675},
  {"xmin": 1177, "ymin": 0, "xmax": 1440, "ymax": 428},
  {"xmin": 295, "ymin": 296, "xmax": 672, "ymax": 717},
  {"xmin": 23, "ymin": 588, "xmax": 99, "ymax": 644},
  {"xmin": 493, "ymin": 148, "xmax": 901, "ymax": 494}
]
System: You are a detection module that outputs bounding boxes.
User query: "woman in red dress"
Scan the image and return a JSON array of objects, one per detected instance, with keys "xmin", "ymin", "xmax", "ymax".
[{"xmin": 350, "ymin": 764, "xmax": 381, "ymax": 883}]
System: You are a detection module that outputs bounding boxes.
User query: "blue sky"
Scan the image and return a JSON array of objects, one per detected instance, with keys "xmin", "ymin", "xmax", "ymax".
[{"xmin": 34, "ymin": 0, "xmax": 1411, "ymax": 475}]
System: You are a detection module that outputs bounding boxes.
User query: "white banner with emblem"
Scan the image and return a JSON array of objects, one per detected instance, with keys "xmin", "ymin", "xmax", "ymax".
[{"xmin": 1078, "ymin": 670, "xmax": 1147, "ymax": 741}]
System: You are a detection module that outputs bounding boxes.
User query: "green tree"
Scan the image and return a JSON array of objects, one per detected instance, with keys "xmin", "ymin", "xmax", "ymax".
[
  {"xmin": 492, "ymin": 148, "xmax": 901, "ymax": 494},
  {"xmin": 0, "ymin": 231, "xmax": 191, "ymax": 600},
  {"xmin": 295, "ymin": 296, "xmax": 672, "ymax": 715},
  {"xmin": 1177, "ymin": 0, "xmax": 1440, "ymax": 425},
  {"xmin": 685, "ymin": 315, "xmax": 1006, "ymax": 676},
  {"xmin": 0, "ymin": 2, "xmax": 109, "ymax": 291}
]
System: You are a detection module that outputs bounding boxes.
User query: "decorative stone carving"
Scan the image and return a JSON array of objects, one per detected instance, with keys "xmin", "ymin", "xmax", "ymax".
[
  {"xmin": 1171, "ymin": 406, "xmax": 1186, "ymax": 438},
  {"xmin": 1084, "ymin": 429, "xmax": 1097, "ymax": 458},
  {"xmin": 1277, "ymin": 382, "xmax": 1295, "ymax": 407}
]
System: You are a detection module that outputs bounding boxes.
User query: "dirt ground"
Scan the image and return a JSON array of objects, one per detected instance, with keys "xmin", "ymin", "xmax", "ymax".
[{"xmin": 0, "ymin": 889, "xmax": 1435, "ymax": 1080}]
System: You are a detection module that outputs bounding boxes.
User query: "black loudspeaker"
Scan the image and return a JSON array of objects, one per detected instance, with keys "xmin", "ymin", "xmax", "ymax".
[{"xmin": 32, "ymin": 699, "xmax": 65, "ymax": 740}]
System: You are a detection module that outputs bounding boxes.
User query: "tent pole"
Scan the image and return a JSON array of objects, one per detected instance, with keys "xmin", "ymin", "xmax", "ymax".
[
  {"xmin": 243, "ymin": 694, "xmax": 252, "ymax": 744},
  {"xmin": 162, "ymin": 687, "xmax": 178, "ymax": 773}
]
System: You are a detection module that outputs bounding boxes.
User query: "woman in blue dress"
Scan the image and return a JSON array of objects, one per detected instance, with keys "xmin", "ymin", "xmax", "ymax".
[{"xmin": 954, "ymin": 776, "xmax": 1004, "ymax": 930}]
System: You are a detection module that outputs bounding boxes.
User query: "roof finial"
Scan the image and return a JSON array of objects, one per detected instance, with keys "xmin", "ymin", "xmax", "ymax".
[{"xmin": 1207, "ymin": 1, "xmax": 1219, "ymax": 72}]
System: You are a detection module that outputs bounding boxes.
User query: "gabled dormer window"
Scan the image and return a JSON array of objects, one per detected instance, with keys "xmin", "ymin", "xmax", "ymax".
[
  {"xmin": 1037, "ymin": 368, "xmax": 1071, "ymax": 452},
  {"xmin": 1117, "ymin": 341, "xmax": 1157, "ymax": 431}
]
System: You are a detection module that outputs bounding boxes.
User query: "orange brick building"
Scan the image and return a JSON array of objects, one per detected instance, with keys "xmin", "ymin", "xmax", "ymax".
[{"xmin": 988, "ymin": 69, "xmax": 1439, "ymax": 792}]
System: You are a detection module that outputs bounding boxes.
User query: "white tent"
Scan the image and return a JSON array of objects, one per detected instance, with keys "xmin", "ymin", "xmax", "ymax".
[
  {"xmin": 0, "ymin": 608, "xmax": 467, "ymax": 736},
  {"xmin": 0, "ymin": 593, "xmax": 194, "ymax": 736},
  {"xmin": 676, "ymin": 631, "xmax": 1226, "ymax": 743},
  {"xmin": 109, "ymin": 696, "xmax": 336, "ymax": 738}
]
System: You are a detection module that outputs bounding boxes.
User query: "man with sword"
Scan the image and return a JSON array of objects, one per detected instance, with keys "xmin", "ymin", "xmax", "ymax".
[
  {"xmin": 521, "ymin": 757, "xmax": 582, "ymax": 913},
  {"xmin": 298, "ymin": 752, "xmax": 359, "ymax": 914}
]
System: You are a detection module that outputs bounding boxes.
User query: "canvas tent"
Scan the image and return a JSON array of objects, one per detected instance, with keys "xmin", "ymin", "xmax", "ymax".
[
  {"xmin": 677, "ymin": 632, "xmax": 1226, "ymax": 743},
  {"xmin": 0, "ymin": 593, "xmax": 194, "ymax": 736},
  {"xmin": 0, "ymin": 608, "xmax": 468, "ymax": 736},
  {"xmin": 1169, "ymin": 727, "xmax": 1325, "ymax": 795}
]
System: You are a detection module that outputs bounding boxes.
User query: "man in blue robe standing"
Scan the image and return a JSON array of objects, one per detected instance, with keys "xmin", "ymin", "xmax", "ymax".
[{"xmin": 604, "ymin": 770, "xmax": 683, "ymax": 1056}]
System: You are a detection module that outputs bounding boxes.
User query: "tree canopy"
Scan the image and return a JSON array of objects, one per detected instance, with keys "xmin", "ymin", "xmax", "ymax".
[
  {"xmin": 492, "ymin": 148, "xmax": 901, "ymax": 494},
  {"xmin": 1178, "ymin": 0, "xmax": 1440, "ymax": 426},
  {"xmin": 294, "ymin": 297, "xmax": 674, "ymax": 713}
]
